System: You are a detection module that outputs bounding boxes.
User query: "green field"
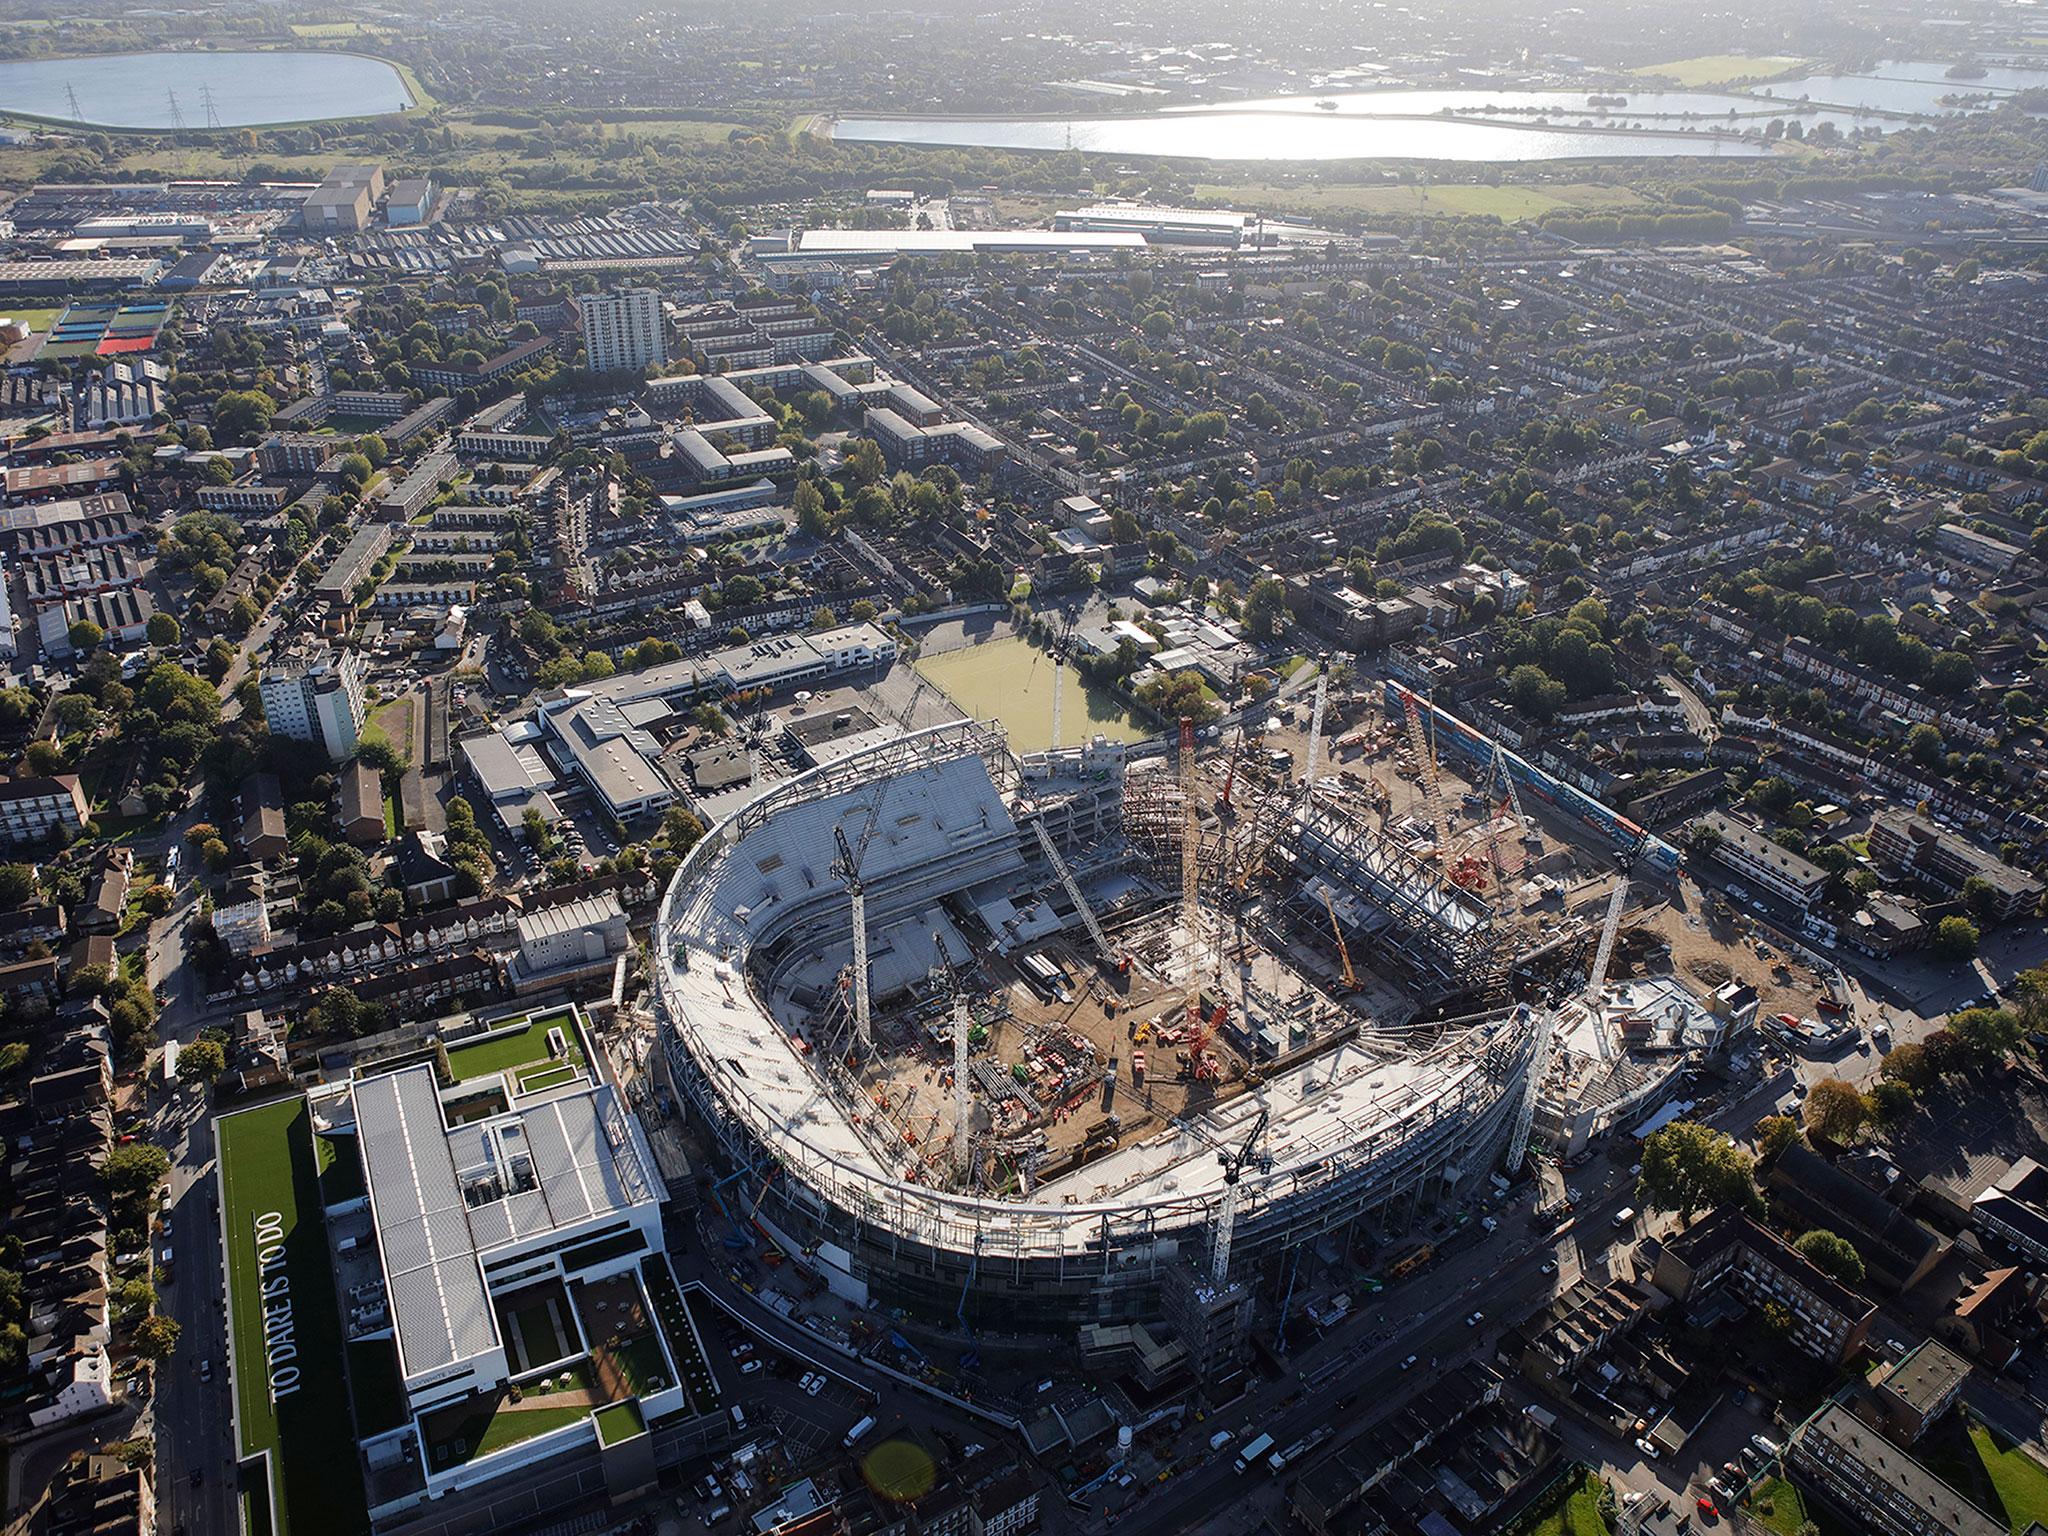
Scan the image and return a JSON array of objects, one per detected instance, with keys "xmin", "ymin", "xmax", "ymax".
[
  {"xmin": 1194, "ymin": 180, "xmax": 1648, "ymax": 222},
  {"xmin": 1971, "ymin": 1422, "xmax": 2048, "ymax": 1534},
  {"xmin": 445, "ymin": 1007, "xmax": 586, "ymax": 1083},
  {"xmin": 1, "ymin": 306, "xmax": 64, "ymax": 335},
  {"xmin": 914, "ymin": 634, "xmax": 1147, "ymax": 754},
  {"xmin": 1631, "ymin": 54, "xmax": 1809, "ymax": 87},
  {"xmin": 1529, "ymin": 1469, "xmax": 1611, "ymax": 1536},
  {"xmin": 217, "ymin": 1097, "xmax": 368, "ymax": 1536}
]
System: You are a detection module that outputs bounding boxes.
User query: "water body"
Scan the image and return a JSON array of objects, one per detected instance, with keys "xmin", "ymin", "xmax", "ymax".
[
  {"xmin": 837, "ymin": 57, "xmax": 2048, "ymax": 164},
  {"xmin": 833, "ymin": 111, "xmax": 1775, "ymax": 163},
  {"xmin": 0, "ymin": 51, "xmax": 414, "ymax": 129},
  {"xmin": 1757, "ymin": 59, "xmax": 2048, "ymax": 117}
]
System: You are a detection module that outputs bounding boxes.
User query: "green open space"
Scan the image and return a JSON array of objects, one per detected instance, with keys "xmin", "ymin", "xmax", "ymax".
[
  {"xmin": 595, "ymin": 1399, "xmax": 646, "ymax": 1447},
  {"xmin": 422, "ymin": 1359, "xmax": 599, "ymax": 1469},
  {"xmin": 1194, "ymin": 180, "xmax": 1649, "ymax": 222},
  {"xmin": 1631, "ymin": 53, "xmax": 1808, "ymax": 86},
  {"xmin": 1918, "ymin": 1412, "xmax": 2048, "ymax": 1534},
  {"xmin": 217, "ymin": 1097, "xmax": 368, "ymax": 1536},
  {"xmin": 1745, "ymin": 1475, "xmax": 1811, "ymax": 1535},
  {"xmin": 1, "ymin": 306, "xmax": 65, "ymax": 335},
  {"xmin": 1526, "ymin": 1469, "xmax": 1610, "ymax": 1536},
  {"xmin": 913, "ymin": 634, "xmax": 1147, "ymax": 754},
  {"xmin": 444, "ymin": 1007, "xmax": 586, "ymax": 1083}
]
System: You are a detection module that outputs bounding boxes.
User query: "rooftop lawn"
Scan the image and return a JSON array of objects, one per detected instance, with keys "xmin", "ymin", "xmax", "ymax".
[
  {"xmin": 424, "ymin": 1360, "xmax": 600, "ymax": 1469},
  {"xmin": 216, "ymin": 1097, "xmax": 368, "ymax": 1536},
  {"xmin": 444, "ymin": 1007, "xmax": 587, "ymax": 1083},
  {"xmin": 595, "ymin": 1399, "xmax": 646, "ymax": 1448}
]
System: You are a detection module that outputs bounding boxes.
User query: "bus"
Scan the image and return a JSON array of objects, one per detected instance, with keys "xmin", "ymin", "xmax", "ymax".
[{"xmin": 1233, "ymin": 1433, "xmax": 1277, "ymax": 1474}]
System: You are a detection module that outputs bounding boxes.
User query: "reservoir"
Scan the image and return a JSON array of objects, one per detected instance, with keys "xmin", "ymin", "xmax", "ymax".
[
  {"xmin": 835, "ymin": 58, "xmax": 2048, "ymax": 163},
  {"xmin": 0, "ymin": 51, "xmax": 414, "ymax": 129},
  {"xmin": 832, "ymin": 111, "xmax": 1777, "ymax": 163}
]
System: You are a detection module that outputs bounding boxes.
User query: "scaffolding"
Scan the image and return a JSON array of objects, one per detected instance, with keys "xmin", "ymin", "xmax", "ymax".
[{"xmin": 1284, "ymin": 797, "xmax": 1512, "ymax": 1000}]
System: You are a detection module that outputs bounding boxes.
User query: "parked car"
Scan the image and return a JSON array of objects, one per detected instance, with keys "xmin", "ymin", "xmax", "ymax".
[
  {"xmin": 740, "ymin": 1359, "xmax": 763, "ymax": 1375},
  {"xmin": 1634, "ymin": 1437, "xmax": 1660, "ymax": 1460}
]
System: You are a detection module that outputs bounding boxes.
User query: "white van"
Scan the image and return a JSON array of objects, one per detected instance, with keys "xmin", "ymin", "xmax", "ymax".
[{"xmin": 844, "ymin": 1415, "xmax": 877, "ymax": 1448}]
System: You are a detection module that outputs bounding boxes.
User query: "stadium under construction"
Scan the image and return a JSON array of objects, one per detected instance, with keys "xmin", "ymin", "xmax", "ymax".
[{"xmin": 652, "ymin": 692, "xmax": 1565, "ymax": 1339}]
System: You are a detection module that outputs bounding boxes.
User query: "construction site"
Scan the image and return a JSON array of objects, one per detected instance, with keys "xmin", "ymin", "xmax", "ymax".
[{"xmin": 650, "ymin": 657, "xmax": 1698, "ymax": 1348}]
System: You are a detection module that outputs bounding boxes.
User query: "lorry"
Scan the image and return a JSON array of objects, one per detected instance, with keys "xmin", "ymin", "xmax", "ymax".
[{"xmin": 1233, "ymin": 1433, "xmax": 1277, "ymax": 1474}]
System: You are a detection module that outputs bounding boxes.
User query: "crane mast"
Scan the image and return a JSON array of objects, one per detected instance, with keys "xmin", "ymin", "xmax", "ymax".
[
  {"xmin": 1582, "ymin": 841, "xmax": 1642, "ymax": 1064},
  {"xmin": 1395, "ymin": 684, "xmax": 1452, "ymax": 857},
  {"xmin": 1302, "ymin": 659, "xmax": 1330, "ymax": 792},
  {"xmin": 831, "ymin": 783, "xmax": 893, "ymax": 1056},
  {"xmin": 1031, "ymin": 817, "xmax": 1111, "ymax": 961},
  {"xmin": 1504, "ymin": 1003, "xmax": 1558, "ymax": 1176},
  {"xmin": 1319, "ymin": 887, "xmax": 1358, "ymax": 992},
  {"xmin": 1210, "ymin": 1106, "xmax": 1270, "ymax": 1285},
  {"xmin": 1179, "ymin": 716, "xmax": 1201, "ymax": 986}
]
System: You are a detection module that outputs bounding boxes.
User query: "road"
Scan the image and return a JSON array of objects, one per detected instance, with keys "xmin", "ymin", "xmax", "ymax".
[{"xmin": 152, "ymin": 1084, "xmax": 235, "ymax": 1536}]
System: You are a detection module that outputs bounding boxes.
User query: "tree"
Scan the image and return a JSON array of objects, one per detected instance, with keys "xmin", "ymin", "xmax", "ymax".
[
  {"xmin": 1950, "ymin": 1006, "xmax": 2023, "ymax": 1066},
  {"xmin": 1802, "ymin": 1078, "xmax": 1870, "ymax": 1143},
  {"xmin": 1931, "ymin": 915, "xmax": 1981, "ymax": 963},
  {"xmin": 1637, "ymin": 1119, "xmax": 1763, "ymax": 1223},
  {"xmin": 175, "ymin": 1038, "xmax": 226, "ymax": 1085},
  {"xmin": 1868, "ymin": 1078, "xmax": 1916, "ymax": 1128},
  {"xmin": 1242, "ymin": 578, "xmax": 1288, "ymax": 643},
  {"xmin": 146, "ymin": 612, "xmax": 181, "ymax": 648},
  {"xmin": 133, "ymin": 1315, "xmax": 182, "ymax": 1362},
  {"xmin": 102, "ymin": 1143, "xmax": 170, "ymax": 1200},
  {"xmin": 793, "ymin": 478, "xmax": 829, "ymax": 537},
  {"xmin": 1880, "ymin": 1041, "xmax": 1936, "ymax": 1092},
  {"xmin": 1508, "ymin": 663, "xmax": 1566, "ymax": 722},
  {"xmin": 1753, "ymin": 1114, "xmax": 1800, "ymax": 1161},
  {"xmin": 661, "ymin": 805, "xmax": 704, "ymax": 855},
  {"xmin": 1793, "ymin": 1229, "xmax": 1866, "ymax": 1284},
  {"xmin": 212, "ymin": 389, "xmax": 276, "ymax": 445},
  {"xmin": 0, "ymin": 865, "xmax": 35, "ymax": 906},
  {"xmin": 67, "ymin": 618, "xmax": 104, "ymax": 652}
]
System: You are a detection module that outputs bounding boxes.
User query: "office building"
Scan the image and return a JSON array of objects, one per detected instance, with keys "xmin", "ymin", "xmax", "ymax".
[{"xmin": 576, "ymin": 288, "xmax": 667, "ymax": 375}]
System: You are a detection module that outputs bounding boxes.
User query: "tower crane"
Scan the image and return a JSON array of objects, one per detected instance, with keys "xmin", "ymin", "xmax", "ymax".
[
  {"xmin": 831, "ymin": 781, "xmax": 894, "ymax": 1055},
  {"xmin": 1210, "ymin": 1106, "xmax": 1271, "ymax": 1285},
  {"xmin": 1049, "ymin": 615, "xmax": 1075, "ymax": 750},
  {"xmin": 1581, "ymin": 838, "xmax": 1645, "ymax": 1063},
  {"xmin": 1302, "ymin": 657, "xmax": 1331, "ymax": 793},
  {"xmin": 1318, "ymin": 888, "xmax": 1359, "ymax": 993},
  {"xmin": 1394, "ymin": 683, "xmax": 1452, "ymax": 856},
  {"xmin": 933, "ymin": 931, "xmax": 974, "ymax": 1177}
]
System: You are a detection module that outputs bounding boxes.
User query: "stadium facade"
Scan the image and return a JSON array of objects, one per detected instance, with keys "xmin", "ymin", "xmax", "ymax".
[{"xmin": 654, "ymin": 721, "xmax": 1539, "ymax": 1329}]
